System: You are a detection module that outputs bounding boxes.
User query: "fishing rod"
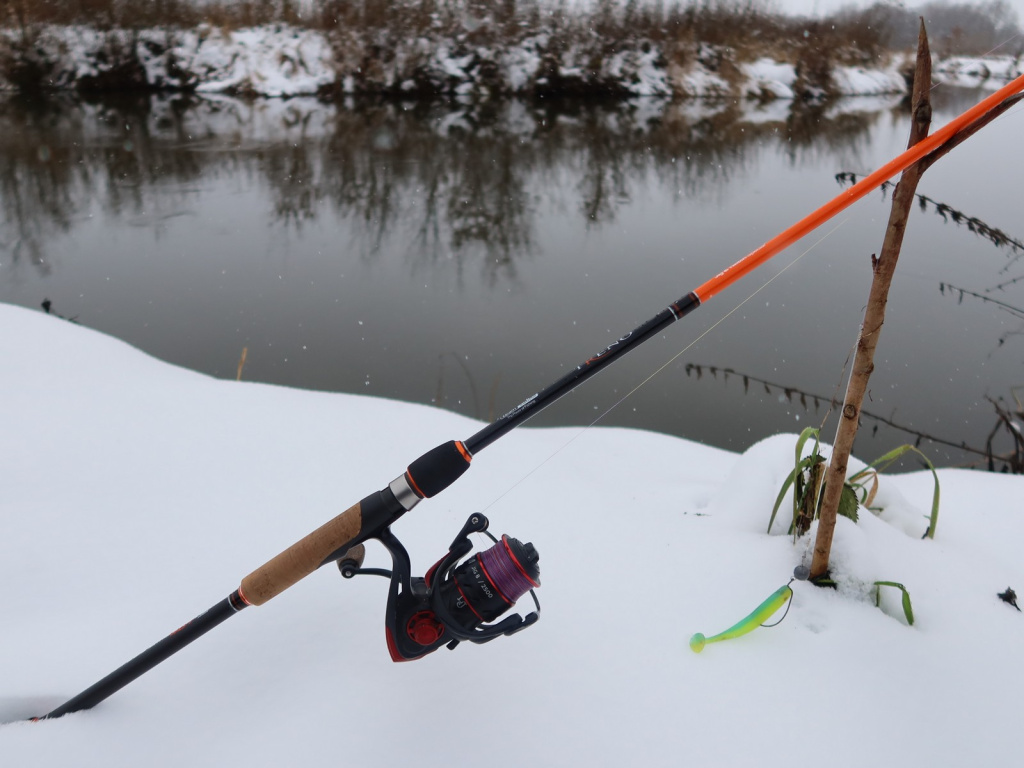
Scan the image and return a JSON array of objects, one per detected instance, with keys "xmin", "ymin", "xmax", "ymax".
[{"xmin": 36, "ymin": 73, "xmax": 1024, "ymax": 720}]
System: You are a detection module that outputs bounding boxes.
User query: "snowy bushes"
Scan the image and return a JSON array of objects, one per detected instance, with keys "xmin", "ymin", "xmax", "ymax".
[
  {"xmin": 0, "ymin": 26, "xmax": 151, "ymax": 92},
  {"xmin": 0, "ymin": 1, "xmax": 1014, "ymax": 99},
  {"xmin": 0, "ymin": 23, "xmax": 677, "ymax": 98},
  {"xmin": 0, "ymin": 21, "xmax": 898, "ymax": 100}
]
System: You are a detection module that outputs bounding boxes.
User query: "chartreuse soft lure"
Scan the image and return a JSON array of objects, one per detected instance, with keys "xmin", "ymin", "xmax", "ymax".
[{"xmin": 690, "ymin": 584, "xmax": 793, "ymax": 653}]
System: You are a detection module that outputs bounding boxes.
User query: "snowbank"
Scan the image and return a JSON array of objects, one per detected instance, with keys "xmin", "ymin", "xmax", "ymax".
[
  {"xmin": 6, "ymin": 23, "xmax": 1017, "ymax": 101},
  {"xmin": 741, "ymin": 58, "xmax": 797, "ymax": 100},
  {"xmin": 0, "ymin": 23, "xmax": 933, "ymax": 100},
  {"xmin": 0, "ymin": 24, "xmax": 675, "ymax": 99},
  {"xmin": 831, "ymin": 61, "xmax": 908, "ymax": 95},
  {"xmin": 1, "ymin": 302, "xmax": 1023, "ymax": 767},
  {"xmin": 934, "ymin": 55, "xmax": 1024, "ymax": 89},
  {"xmin": 187, "ymin": 26, "xmax": 336, "ymax": 96}
]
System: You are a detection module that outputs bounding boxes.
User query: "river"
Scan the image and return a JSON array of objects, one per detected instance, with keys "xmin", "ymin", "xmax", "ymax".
[{"xmin": 2, "ymin": 88, "xmax": 1022, "ymax": 470}]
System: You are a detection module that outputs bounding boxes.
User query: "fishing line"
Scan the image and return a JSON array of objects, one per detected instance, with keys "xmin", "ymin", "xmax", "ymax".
[
  {"xmin": 478, "ymin": 217, "xmax": 850, "ymax": 515},
  {"xmin": 588, "ymin": 218, "xmax": 852, "ymax": 427},
  {"xmin": 479, "ymin": 75, "xmax": 1024, "ymax": 518},
  {"xmin": 926, "ymin": 32, "xmax": 1022, "ymax": 96},
  {"xmin": 969, "ymin": 32, "xmax": 1021, "ymax": 61},
  {"xmin": 985, "ymin": 92, "xmax": 1024, "ymax": 124},
  {"xmin": 758, "ymin": 579, "xmax": 795, "ymax": 627},
  {"xmin": 689, "ymin": 580, "xmax": 796, "ymax": 652},
  {"xmin": 477, "ymin": 68, "xmax": 1024, "ymax": 514},
  {"xmin": 32, "ymin": 73, "xmax": 1024, "ymax": 720}
]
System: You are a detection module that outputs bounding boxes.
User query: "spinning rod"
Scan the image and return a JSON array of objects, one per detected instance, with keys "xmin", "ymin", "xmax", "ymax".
[{"xmin": 37, "ymin": 73, "xmax": 1024, "ymax": 720}]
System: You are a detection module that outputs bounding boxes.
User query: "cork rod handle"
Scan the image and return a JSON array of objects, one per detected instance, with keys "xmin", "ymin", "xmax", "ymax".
[{"xmin": 239, "ymin": 501, "xmax": 363, "ymax": 606}]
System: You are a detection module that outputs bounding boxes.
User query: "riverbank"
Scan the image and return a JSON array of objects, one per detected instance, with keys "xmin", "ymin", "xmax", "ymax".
[
  {"xmin": 3, "ymin": 300, "xmax": 1024, "ymax": 766},
  {"xmin": 2, "ymin": 23, "xmax": 1020, "ymax": 100}
]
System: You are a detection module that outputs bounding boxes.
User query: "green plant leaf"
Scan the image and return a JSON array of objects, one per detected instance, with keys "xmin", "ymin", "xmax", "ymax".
[
  {"xmin": 874, "ymin": 581, "xmax": 915, "ymax": 625},
  {"xmin": 903, "ymin": 588, "xmax": 915, "ymax": 625},
  {"xmin": 768, "ymin": 462, "xmax": 804, "ymax": 534},
  {"xmin": 838, "ymin": 482, "xmax": 859, "ymax": 523},
  {"xmin": 788, "ymin": 428, "xmax": 824, "ymax": 537},
  {"xmin": 849, "ymin": 444, "xmax": 940, "ymax": 539},
  {"xmin": 768, "ymin": 429, "xmax": 826, "ymax": 536},
  {"xmin": 794, "ymin": 427, "xmax": 820, "ymax": 467}
]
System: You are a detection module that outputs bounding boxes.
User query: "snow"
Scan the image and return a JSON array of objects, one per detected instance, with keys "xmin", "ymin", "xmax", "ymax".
[
  {"xmin": 2, "ymin": 301, "xmax": 1022, "ymax": 766},
  {"xmin": 830, "ymin": 61, "xmax": 908, "ymax": 96},
  {"xmin": 188, "ymin": 26, "xmax": 336, "ymax": 97},
  {"xmin": 670, "ymin": 63, "xmax": 731, "ymax": 99},
  {"xmin": 741, "ymin": 58, "xmax": 797, "ymax": 100},
  {"xmin": 935, "ymin": 56, "xmax": 1024, "ymax": 89},
  {"xmin": 9, "ymin": 21, "xmax": 1019, "ymax": 101},
  {"xmin": 0, "ymin": 22, "xmax": 937, "ymax": 100},
  {"xmin": 501, "ymin": 37, "xmax": 545, "ymax": 93}
]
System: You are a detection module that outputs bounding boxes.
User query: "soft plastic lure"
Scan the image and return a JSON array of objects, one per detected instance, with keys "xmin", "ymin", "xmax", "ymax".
[{"xmin": 689, "ymin": 584, "xmax": 793, "ymax": 653}]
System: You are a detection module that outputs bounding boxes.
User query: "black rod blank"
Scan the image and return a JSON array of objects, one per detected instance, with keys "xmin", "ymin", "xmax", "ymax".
[{"xmin": 41, "ymin": 592, "xmax": 247, "ymax": 719}]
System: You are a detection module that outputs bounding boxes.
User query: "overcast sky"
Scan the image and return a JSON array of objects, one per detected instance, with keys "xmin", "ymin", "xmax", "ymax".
[{"xmin": 771, "ymin": 0, "xmax": 1024, "ymax": 27}]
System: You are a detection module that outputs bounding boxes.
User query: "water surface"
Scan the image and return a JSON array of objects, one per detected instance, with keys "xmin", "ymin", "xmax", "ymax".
[{"xmin": 2, "ymin": 89, "xmax": 1022, "ymax": 471}]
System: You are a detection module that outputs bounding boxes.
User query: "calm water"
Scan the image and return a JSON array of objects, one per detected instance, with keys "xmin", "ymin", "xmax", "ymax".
[{"xmin": 2, "ymin": 89, "xmax": 1023, "ymax": 470}]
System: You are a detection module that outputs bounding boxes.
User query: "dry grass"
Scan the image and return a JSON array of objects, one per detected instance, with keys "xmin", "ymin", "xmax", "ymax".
[
  {"xmin": 0, "ymin": 0, "xmax": 1014, "ymax": 61},
  {"xmin": 0, "ymin": 0, "xmax": 890, "ymax": 49},
  {"xmin": 0, "ymin": 1, "xmax": 314, "ymax": 31}
]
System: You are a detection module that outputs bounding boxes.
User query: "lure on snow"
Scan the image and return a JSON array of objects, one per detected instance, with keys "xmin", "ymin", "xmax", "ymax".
[{"xmin": 689, "ymin": 584, "xmax": 794, "ymax": 653}]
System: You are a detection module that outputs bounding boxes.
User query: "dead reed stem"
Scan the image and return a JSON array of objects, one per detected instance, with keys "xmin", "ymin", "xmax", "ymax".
[{"xmin": 236, "ymin": 346, "xmax": 248, "ymax": 381}]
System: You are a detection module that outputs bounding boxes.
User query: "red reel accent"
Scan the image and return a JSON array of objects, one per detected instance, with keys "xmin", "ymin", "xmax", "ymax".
[{"xmin": 407, "ymin": 611, "xmax": 445, "ymax": 646}]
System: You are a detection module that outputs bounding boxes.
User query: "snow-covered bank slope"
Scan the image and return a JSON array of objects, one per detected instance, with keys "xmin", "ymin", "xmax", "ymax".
[
  {"xmin": 4, "ymin": 23, "xmax": 1019, "ymax": 99},
  {"xmin": 935, "ymin": 55, "xmax": 1024, "ymax": 88},
  {"xmin": 2, "ymin": 301, "xmax": 1023, "ymax": 767}
]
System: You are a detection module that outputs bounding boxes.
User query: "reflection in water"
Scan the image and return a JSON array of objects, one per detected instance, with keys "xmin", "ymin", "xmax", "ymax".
[
  {"xmin": 837, "ymin": 171, "xmax": 1024, "ymax": 262},
  {"xmin": 680, "ymin": 361, "xmax": 1021, "ymax": 469},
  {"xmin": 0, "ymin": 93, "xmax": 886, "ymax": 278},
  {"xmin": 0, "ymin": 99, "xmax": 78, "ymax": 276},
  {"xmin": 5, "ymin": 90, "xmax": 1019, "ymax": 471},
  {"xmin": 0, "ymin": 93, "xmax": 208, "ymax": 277}
]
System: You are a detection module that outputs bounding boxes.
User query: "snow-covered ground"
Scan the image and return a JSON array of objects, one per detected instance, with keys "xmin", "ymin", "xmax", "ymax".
[
  {"xmin": 935, "ymin": 55, "xmax": 1024, "ymax": 89},
  {"xmin": 1, "ymin": 301, "xmax": 1022, "ymax": 766},
  {"xmin": 3, "ymin": 23, "xmax": 1020, "ymax": 99}
]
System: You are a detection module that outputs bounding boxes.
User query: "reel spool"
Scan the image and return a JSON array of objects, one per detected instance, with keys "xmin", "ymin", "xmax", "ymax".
[{"xmin": 339, "ymin": 514, "xmax": 540, "ymax": 661}]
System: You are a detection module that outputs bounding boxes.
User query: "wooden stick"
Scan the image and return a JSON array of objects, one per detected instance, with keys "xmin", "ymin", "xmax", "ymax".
[{"xmin": 810, "ymin": 20, "xmax": 935, "ymax": 578}]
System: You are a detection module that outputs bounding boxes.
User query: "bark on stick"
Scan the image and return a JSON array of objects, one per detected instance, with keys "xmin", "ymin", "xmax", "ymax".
[{"xmin": 809, "ymin": 21, "xmax": 933, "ymax": 579}]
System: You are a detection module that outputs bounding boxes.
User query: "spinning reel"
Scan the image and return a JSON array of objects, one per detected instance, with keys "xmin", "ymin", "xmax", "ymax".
[{"xmin": 339, "ymin": 514, "xmax": 541, "ymax": 661}]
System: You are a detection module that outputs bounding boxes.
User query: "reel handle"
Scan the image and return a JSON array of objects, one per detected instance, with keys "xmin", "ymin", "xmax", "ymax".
[{"xmin": 336, "ymin": 544, "xmax": 367, "ymax": 578}]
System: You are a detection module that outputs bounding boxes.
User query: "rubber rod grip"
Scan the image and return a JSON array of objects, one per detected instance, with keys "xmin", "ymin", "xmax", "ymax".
[
  {"xmin": 239, "ymin": 500, "xmax": 363, "ymax": 606},
  {"xmin": 405, "ymin": 440, "xmax": 472, "ymax": 499}
]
